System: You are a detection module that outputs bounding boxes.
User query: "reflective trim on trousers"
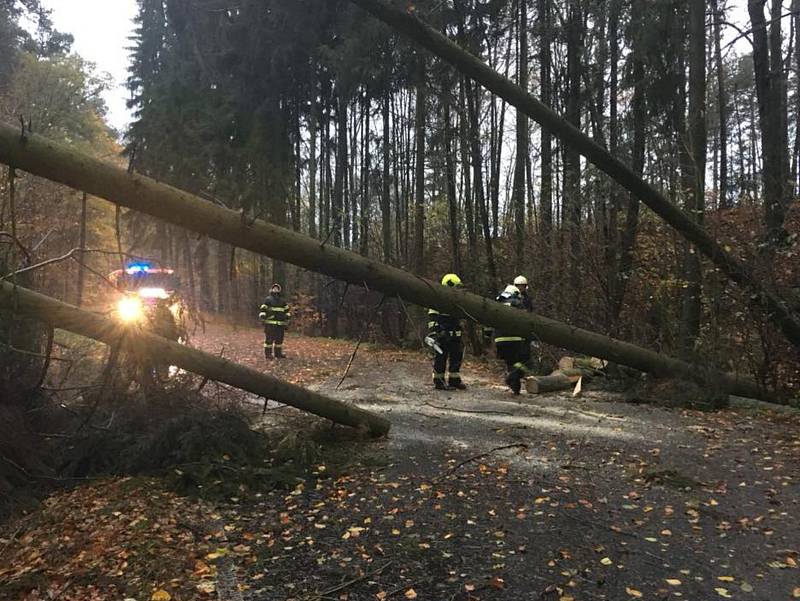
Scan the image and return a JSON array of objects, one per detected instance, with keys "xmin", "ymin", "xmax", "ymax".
[
  {"xmin": 513, "ymin": 362, "xmax": 531, "ymax": 375},
  {"xmin": 495, "ymin": 336, "xmax": 524, "ymax": 343}
]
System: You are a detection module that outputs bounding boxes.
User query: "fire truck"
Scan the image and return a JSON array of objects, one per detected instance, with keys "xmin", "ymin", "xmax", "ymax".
[{"xmin": 108, "ymin": 262, "xmax": 188, "ymax": 345}]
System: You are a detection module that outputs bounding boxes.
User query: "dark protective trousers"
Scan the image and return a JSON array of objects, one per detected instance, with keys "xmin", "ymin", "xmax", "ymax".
[
  {"xmin": 433, "ymin": 336, "xmax": 464, "ymax": 382},
  {"xmin": 496, "ymin": 340, "xmax": 531, "ymax": 375},
  {"xmin": 264, "ymin": 324, "xmax": 285, "ymax": 356}
]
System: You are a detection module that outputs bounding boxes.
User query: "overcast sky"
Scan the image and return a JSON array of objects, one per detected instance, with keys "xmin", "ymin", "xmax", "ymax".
[{"xmin": 40, "ymin": 0, "xmax": 138, "ymax": 134}]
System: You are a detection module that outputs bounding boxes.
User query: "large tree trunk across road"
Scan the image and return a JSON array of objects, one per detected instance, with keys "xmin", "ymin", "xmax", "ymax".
[
  {"xmin": 346, "ymin": 0, "xmax": 800, "ymax": 352},
  {"xmin": 0, "ymin": 123, "xmax": 771, "ymax": 402},
  {"xmin": 0, "ymin": 281, "xmax": 391, "ymax": 437}
]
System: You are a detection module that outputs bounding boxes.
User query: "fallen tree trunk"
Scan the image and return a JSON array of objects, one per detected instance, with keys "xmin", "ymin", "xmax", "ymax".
[
  {"xmin": 0, "ymin": 282, "xmax": 391, "ymax": 437},
  {"xmin": 525, "ymin": 374, "xmax": 580, "ymax": 395},
  {"xmin": 347, "ymin": 0, "xmax": 800, "ymax": 352},
  {"xmin": 0, "ymin": 124, "xmax": 772, "ymax": 402}
]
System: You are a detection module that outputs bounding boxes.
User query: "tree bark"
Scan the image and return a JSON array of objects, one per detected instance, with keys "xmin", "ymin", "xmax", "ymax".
[
  {"xmin": 309, "ymin": 92, "xmax": 318, "ymax": 238},
  {"xmin": 466, "ymin": 79, "xmax": 498, "ymax": 291},
  {"xmin": 76, "ymin": 192, "xmax": 88, "ymax": 307},
  {"xmin": 444, "ymin": 101, "xmax": 462, "ymax": 274},
  {"xmin": 360, "ymin": 90, "xmax": 371, "ymax": 257},
  {"xmin": 0, "ymin": 281, "xmax": 390, "ymax": 436},
  {"xmin": 333, "ymin": 90, "xmax": 348, "ymax": 248},
  {"xmin": 524, "ymin": 373, "xmax": 580, "ymax": 394},
  {"xmin": 345, "ymin": 0, "xmax": 800, "ymax": 350},
  {"xmin": 538, "ymin": 0, "xmax": 553, "ymax": 241},
  {"xmin": 413, "ymin": 56, "xmax": 427, "ymax": 274},
  {"xmin": 458, "ymin": 78, "xmax": 477, "ymax": 256},
  {"xmin": 563, "ymin": 0, "xmax": 583, "ymax": 293},
  {"xmin": 748, "ymin": 0, "xmax": 790, "ymax": 243},
  {"xmin": 512, "ymin": 0, "xmax": 528, "ymax": 272},
  {"xmin": 679, "ymin": 0, "xmax": 706, "ymax": 352},
  {"xmin": 381, "ymin": 92, "xmax": 392, "ymax": 264},
  {"xmin": 0, "ymin": 122, "xmax": 774, "ymax": 401},
  {"xmin": 712, "ymin": 0, "xmax": 729, "ymax": 208}
]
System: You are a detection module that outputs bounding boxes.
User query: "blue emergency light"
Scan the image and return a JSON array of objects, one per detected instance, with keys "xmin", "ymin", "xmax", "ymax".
[{"xmin": 125, "ymin": 262, "xmax": 151, "ymax": 274}]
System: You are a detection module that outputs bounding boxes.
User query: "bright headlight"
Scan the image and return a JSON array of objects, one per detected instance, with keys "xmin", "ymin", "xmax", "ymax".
[{"xmin": 117, "ymin": 297, "xmax": 144, "ymax": 323}]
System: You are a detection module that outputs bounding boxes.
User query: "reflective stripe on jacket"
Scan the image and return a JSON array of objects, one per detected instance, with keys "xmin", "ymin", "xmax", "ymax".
[
  {"xmin": 427, "ymin": 308, "xmax": 462, "ymax": 338},
  {"xmin": 259, "ymin": 293, "xmax": 290, "ymax": 326}
]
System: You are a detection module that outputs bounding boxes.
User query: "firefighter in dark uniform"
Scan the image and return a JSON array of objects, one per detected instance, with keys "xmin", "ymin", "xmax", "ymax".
[
  {"xmin": 428, "ymin": 273, "xmax": 467, "ymax": 390},
  {"xmin": 494, "ymin": 284, "xmax": 532, "ymax": 394},
  {"xmin": 259, "ymin": 283, "xmax": 290, "ymax": 359}
]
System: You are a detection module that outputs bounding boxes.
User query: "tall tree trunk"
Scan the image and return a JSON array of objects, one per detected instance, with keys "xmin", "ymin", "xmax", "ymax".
[
  {"xmin": 564, "ymin": 0, "xmax": 583, "ymax": 289},
  {"xmin": 334, "ymin": 89, "xmax": 348, "ymax": 248},
  {"xmin": 538, "ymin": 0, "xmax": 553, "ymax": 241},
  {"xmin": 609, "ymin": 0, "xmax": 645, "ymax": 329},
  {"xmin": 291, "ymin": 101, "xmax": 302, "ymax": 232},
  {"xmin": 381, "ymin": 91, "xmax": 392, "ymax": 264},
  {"xmin": 195, "ymin": 235, "xmax": 212, "ymax": 311},
  {"xmin": 76, "ymin": 192, "xmax": 87, "ymax": 307},
  {"xmin": 321, "ymin": 87, "xmax": 331, "ymax": 239},
  {"xmin": 680, "ymin": 0, "xmax": 707, "ymax": 352},
  {"xmin": 605, "ymin": 0, "xmax": 621, "ymax": 322},
  {"xmin": 413, "ymin": 56, "xmax": 427, "ymax": 274},
  {"xmin": 216, "ymin": 240, "xmax": 228, "ymax": 313},
  {"xmin": 512, "ymin": 0, "xmax": 528, "ymax": 272},
  {"xmin": 348, "ymin": 100, "xmax": 357, "ymax": 251},
  {"xmin": 749, "ymin": 0, "xmax": 790, "ymax": 243},
  {"xmin": 458, "ymin": 78, "xmax": 476, "ymax": 255},
  {"xmin": 182, "ymin": 230, "xmax": 197, "ymax": 311},
  {"xmin": 466, "ymin": 79, "xmax": 498, "ymax": 292},
  {"xmin": 793, "ymin": 0, "xmax": 800, "ymax": 195},
  {"xmin": 712, "ymin": 0, "xmax": 729, "ymax": 208},
  {"xmin": 444, "ymin": 101, "xmax": 463, "ymax": 274},
  {"xmin": 360, "ymin": 90, "xmax": 371, "ymax": 256},
  {"xmin": 309, "ymin": 93, "xmax": 318, "ymax": 238}
]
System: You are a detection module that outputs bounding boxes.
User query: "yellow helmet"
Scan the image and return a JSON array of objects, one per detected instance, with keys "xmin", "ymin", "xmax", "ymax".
[{"xmin": 441, "ymin": 273, "xmax": 462, "ymax": 287}]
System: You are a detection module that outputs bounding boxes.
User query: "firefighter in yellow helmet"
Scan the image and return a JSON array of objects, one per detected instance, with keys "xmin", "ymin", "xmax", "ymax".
[{"xmin": 426, "ymin": 274, "xmax": 467, "ymax": 390}]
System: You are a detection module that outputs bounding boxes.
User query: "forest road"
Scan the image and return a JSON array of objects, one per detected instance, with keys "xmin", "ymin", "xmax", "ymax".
[{"xmin": 194, "ymin": 323, "xmax": 800, "ymax": 601}]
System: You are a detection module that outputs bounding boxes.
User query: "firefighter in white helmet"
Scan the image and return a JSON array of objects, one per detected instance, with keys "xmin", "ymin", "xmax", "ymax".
[
  {"xmin": 513, "ymin": 275, "xmax": 533, "ymax": 312},
  {"xmin": 494, "ymin": 284, "xmax": 532, "ymax": 394}
]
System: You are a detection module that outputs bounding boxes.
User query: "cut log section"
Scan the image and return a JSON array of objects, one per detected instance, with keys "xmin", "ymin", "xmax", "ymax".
[
  {"xmin": 0, "ymin": 282, "xmax": 391, "ymax": 437},
  {"xmin": 525, "ymin": 374, "xmax": 581, "ymax": 395},
  {"xmin": 0, "ymin": 123, "xmax": 773, "ymax": 403},
  {"xmin": 558, "ymin": 356, "xmax": 607, "ymax": 372}
]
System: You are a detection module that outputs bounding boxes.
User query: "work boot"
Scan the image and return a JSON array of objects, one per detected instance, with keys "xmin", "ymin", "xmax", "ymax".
[
  {"xmin": 434, "ymin": 377, "xmax": 450, "ymax": 391},
  {"xmin": 448, "ymin": 378, "xmax": 467, "ymax": 390},
  {"xmin": 264, "ymin": 347, "xmax": 273, "ymax": 360},
  {"xmin": 505, "ymin": 371, "xmax": 521, "ymax": 395},
  {"xmin": 275, "ymin": 347, "xmax": 286, "ymax": 359}
]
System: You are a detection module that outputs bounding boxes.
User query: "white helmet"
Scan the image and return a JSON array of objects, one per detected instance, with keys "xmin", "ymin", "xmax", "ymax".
[
  {"xmin": 513, "ymin": 275, "xmax": 528, "ymax": 287},
  {"xmin": 503, "ymin": 284, "xmax": 520, "ymax": 296}
]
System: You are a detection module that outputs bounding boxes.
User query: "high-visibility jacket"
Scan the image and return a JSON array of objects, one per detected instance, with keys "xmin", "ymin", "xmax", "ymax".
[
  {"xmin": 427, "ymin": 308, "xmax": 462, "ymax": 339},
  {"xmin": 493, "ymin": 290, "xmax": 526, "ymax": 343},
  {"xmin": 259, "ymin": 293, "xmax": 290, "ymax": 326}
]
